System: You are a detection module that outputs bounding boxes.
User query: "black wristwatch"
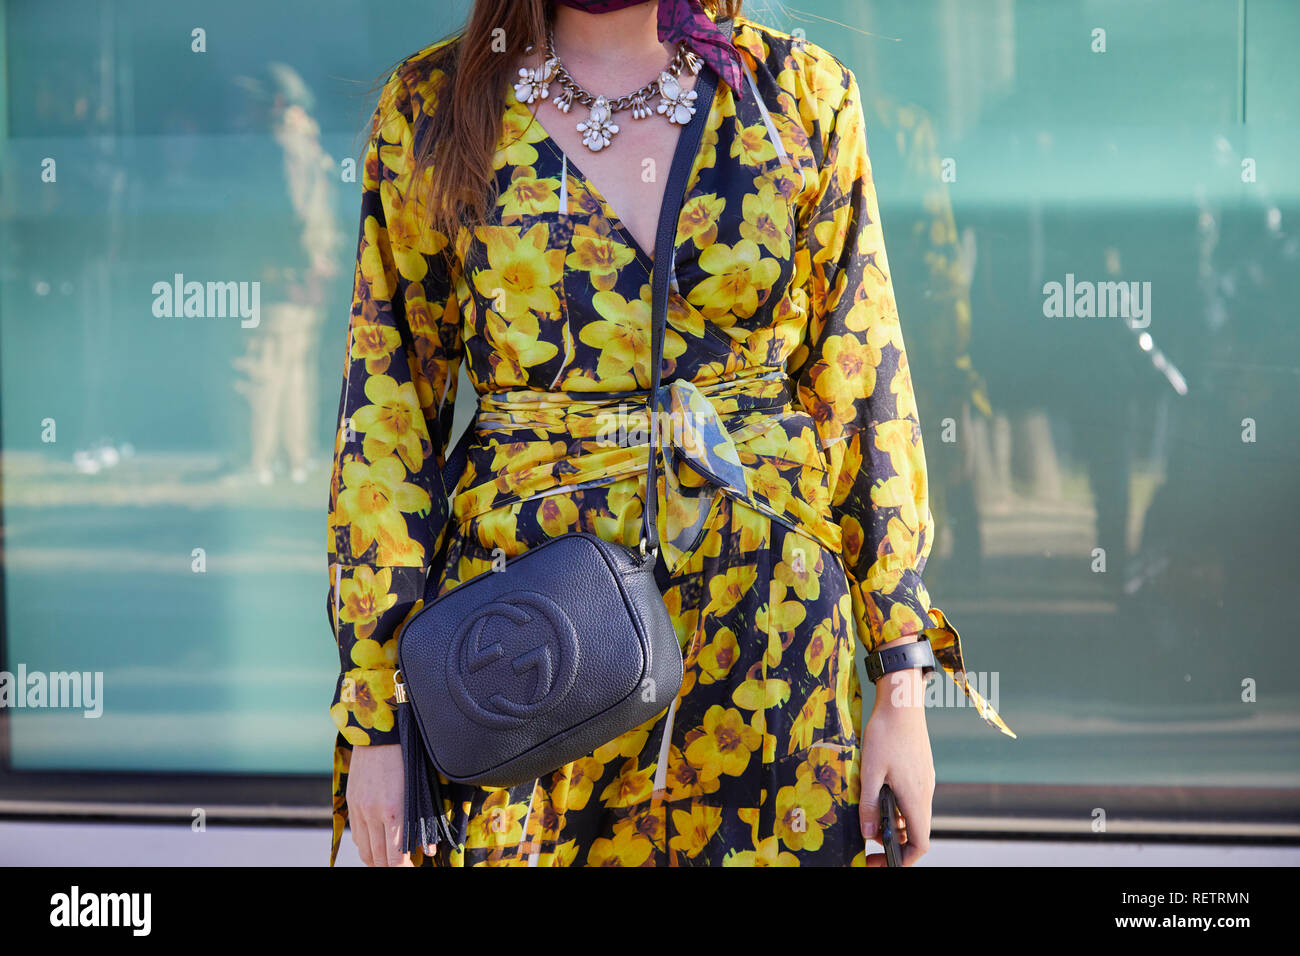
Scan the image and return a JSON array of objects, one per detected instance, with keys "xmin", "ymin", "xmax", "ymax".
[{"xmin": 865, "ymin": 638, "xmax": 937, "ymax": 683}]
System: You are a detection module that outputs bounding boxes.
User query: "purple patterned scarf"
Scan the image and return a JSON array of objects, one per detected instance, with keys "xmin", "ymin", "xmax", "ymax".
[{"xmin": 552, "ymin": 0, "xmax": 745, "ymax": 101}]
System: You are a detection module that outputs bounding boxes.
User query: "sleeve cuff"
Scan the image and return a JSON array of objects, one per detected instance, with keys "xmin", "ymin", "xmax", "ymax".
[
  {"xmin": 848, "ymin": 569, "xmax": 1016, "ymax": 738},
  {"xmin": 328, "ymin": 563, "xmax": 433, "ymax": 748},
  {"xmin": 330, "ymin": 667, "xmax": 402, "ymax": 747}
]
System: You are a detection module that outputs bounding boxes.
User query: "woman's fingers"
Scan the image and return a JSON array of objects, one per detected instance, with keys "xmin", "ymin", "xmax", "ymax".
[
  {"xmin": 892, "ymin": 776, "xmax": 933, "ymax": 866},
  {"xmin": 381, "ymin": 805, "xmax": 411, "ymax": 867},
  {"xmin": 858, "ymin": 760, "xmax": 886, "ymax": 840},
  {"xmin": 367, "ymin": 808, "xmax": 392, "ymax": 867},
  {"xmin": 350, "ymin": 806, "xmax": 374, "ymax": 867}
]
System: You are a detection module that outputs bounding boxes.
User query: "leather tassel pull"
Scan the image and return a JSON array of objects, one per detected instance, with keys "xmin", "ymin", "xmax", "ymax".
[{"xmin": 396, "ymin": 674, "xmax": 455, "ymax": 853}]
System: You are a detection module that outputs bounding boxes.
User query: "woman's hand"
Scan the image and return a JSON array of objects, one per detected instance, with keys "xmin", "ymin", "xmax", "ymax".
[
  {"xmin": 346, "ymin": 743, "xmax": 434, "ymax": 867},
  {"xmin": 858, "ymin": 650, "xmax": 935, "ymax": 866}
]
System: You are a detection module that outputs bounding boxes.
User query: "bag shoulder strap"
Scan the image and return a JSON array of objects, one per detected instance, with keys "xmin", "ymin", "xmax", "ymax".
[{"xmin": 641, "ymin": 49, "xmax": 719, "ymax": 556}]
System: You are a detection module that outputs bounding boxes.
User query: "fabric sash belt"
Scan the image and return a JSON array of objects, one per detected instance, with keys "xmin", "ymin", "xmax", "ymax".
[{"xmin": 450, "ymin": 368, "xmax": 844, "ymax": 575}]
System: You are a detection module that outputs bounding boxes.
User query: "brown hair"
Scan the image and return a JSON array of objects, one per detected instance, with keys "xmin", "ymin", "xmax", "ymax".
[{"xmin": 385, "ymin": 0, "xmax": 744, "ymax": 243}]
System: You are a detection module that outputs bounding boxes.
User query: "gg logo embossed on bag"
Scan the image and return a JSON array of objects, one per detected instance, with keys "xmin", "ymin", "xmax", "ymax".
[{"xmin": 447, "ymin": 592, "xmax": 580, "ymax": 729}]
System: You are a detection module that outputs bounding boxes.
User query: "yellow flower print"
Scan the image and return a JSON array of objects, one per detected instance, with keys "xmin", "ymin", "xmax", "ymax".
[
  {"xmin": 349, "ymin": 373, "xmax": 425, "ymax": 473},
  {"xmin": 774, "ymin": 532, "xmax": 822, "ymax": 602},
  {"xmin": 566, "ymin": 223, "xmax": 635, "ymax": 291},
  {"xmin": 472, "ymin": 223, "xmax": 564, "ymax": 321},
  {"xmin": 839, "ymin": 513, "xmax": 865, "ymax": 567},
  {"xmin": 812, "ymin": 205, "xmax": 851, "ymax": 271},
  {"xmin": 788, "ymin": 685, "xmax": 832, "ymax": 753},
  {"xmin": 386, "ymin": 218, "xmax": 434, "ymax": 295},
  {"xmin": 703, "ymin": 564, "xmax": 758, "ymax": 617},
  {"xmin": 383, "ymin": 181, "xmax": 446, "ymax": 279},
  {"xmin": 775, "ymin": 775, "xmax": 834, "ymax": 852},
  {"xmin": 483, "ymin": 306, "xmax": 559, "ymax": 379},
  {"xmin": 339, "ymin": 641, "xmax": 397, "ymax": 734},
  {"xmin": 349, "ymin": 324, "xmax": 402, "ymax": 376},
  {"xmin": 803, "ymin": 52, "xmax": 846, "ymax": 133},
  {"xmin": 559, "ymin": 756, "xmax": 605, "ymax": 812},
  {"xmin": 538, "ymin": 493, "xmax": 579, "ymax": 536},
  {"xmin": 844, "ymin": 262, "xmax": 899, "ymax": 334},
  {"xmin": 756, "ymin": 578, "xmax": 805, "ymax": 638},
  {"xmin": 496, "ymin": 165, "xmax": 559, "ymax": 221},
  {"xmin": 873, "ymin": 476, "xmax": 922, "ymax": 536},
  {"xmin": 580, "ymin": 287, "xmax": 651, "ymax": 388},
  {"xmin": 684, "ymin": 705, "xmax": 761, "ymax": 781},
  {"xmin": 863, "ymin": 565, "xmax": 905, "ymax": 599},
  {"xmin": 358, "ymin": 216, "xmax": 397, "ymax": 302},
  {"xmin": 401, "ymin": 284, "xmax": 436, "ymax": 343},
  {"xmin": 377, "ymin": 141, "xmax": 410, "ymax": 197},
  {"xmin": 739, "ymin": 180, "xmax": 791, "ymax": 259},
  {"xmin": 891, "ymin": 351, "xmax": 920, "ymax": 421},
  {"xmin": 795, "ymin": 377, "xmax": 846, "ymax": 445},
  {"xmin": 350, "ymin": 636, "xmax": 397, "ymax": 672},
  {"xmin": 730, "ymin": 121, "xmax": 779, "ymax": 167},
  {"xmin": 873, "ymin": 418, "xmax": 925, "ymax": 481},
  {"xmin": 336, "ymin": 456, "xmax": 429, "ymax": 564},
  {"xmin": 337, "ymin": 566, "xmax": 397, "ymax": 640},
  {"xmin": 600, "ymin": 759, "xmax": 660, "ymax": 811},
  {"xmin": 804, "ymin": 618, "xmax": 835, "ymax": 677},
  {"xmin": 696, "ymin": 626, "xmax": 740, "ymax": 684},
  {"xmin": 722, "ymin": 836, "xmax": 800, "ymax": 867},
  {"xmin": 795, "ymin": 745, "xmax": 851, "ymax": 801},
  {"xmin": 878, "ymin": 602, "xmax": 926, "ymax": 645},
  {"xmin": 587, "ymin": 819, "xmax": 654, "ymax": 867},
  {"xmin": 736, "ymin": 507, "xmax": 770, "ymax": 552},
  {"xmin": 624, "ymin": 806, "xmax": 666, "ymax": 853},
  {"xmin": 545, "ymin": 840, "xmax": 582, "ymax": 867},
  {"xmin": 832, "ymin": 108, "xmax": 866, "ymax": 199},
  {"xmin": 607, "ymin": 478, "xmax": 644, "ymax": 526},
  {"xmin": 766, "ymin": 161, "xmax": 806, "ymax": 205},
  {"xmin": 488, "ymin": 439, "xmax": 566, "ymax": 475},
  {"xmin": 593, "ymin": 725, "xmax": 651, "ymax": 764},
  {"xmin": 329, "ymin": 701, "xmax": 370, "ymax": 746},
  {"xmin": 680, "ymin": 193, "xmax": 725, "ymax": 248},
  {"xmin": 688, "ymin": 239, "xmax": 782, "ymax": 321},
  {"xmin": 474, "ymin": 505, "xmax": 521, "ymax": 558},
  {"xmin": 495, "ymin": 97, "xmax": 548, "ymax": 168},
  {"xmin": 669, "ymin": 804, "xmax": 723, "ymax": 858},
  {"xmin": 411, "ymin": 67, "xmax": 450, "ymax": 118},
  {"xmin": 731, "ymin": 677, "xmax": 791, "ymax": 712},
  {"xmin": 465, "ymin": 790, "xmax": 528, "ymax": 849},
  {"xmin": 820, "ymin": 332, "xmax": 880, "ymax": 397},
  {"xmin": 664, "ymin": 744, "xmax": 719, "ymax": 801}
]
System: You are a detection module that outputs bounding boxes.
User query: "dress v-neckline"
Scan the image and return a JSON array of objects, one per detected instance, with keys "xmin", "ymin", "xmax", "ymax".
[{"xmin": 506, "ymin": 82, "xmax": 715, "ymax": 272}]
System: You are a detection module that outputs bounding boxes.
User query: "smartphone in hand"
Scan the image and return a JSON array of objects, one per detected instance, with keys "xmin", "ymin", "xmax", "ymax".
[{"xmin": 879, "ymin": 783, "xmax": 903, "ymax": 867}]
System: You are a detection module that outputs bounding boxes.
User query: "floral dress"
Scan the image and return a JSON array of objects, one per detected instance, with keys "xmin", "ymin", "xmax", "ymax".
[{"xmin": 326, "ymin": 14, "xmax": 1014, "ymax": 868}]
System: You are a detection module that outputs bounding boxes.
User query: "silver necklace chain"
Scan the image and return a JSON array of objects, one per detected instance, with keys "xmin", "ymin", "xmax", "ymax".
[{"xmin": 515, "ymin": 28, "xmax": 703, "ymax": 152}]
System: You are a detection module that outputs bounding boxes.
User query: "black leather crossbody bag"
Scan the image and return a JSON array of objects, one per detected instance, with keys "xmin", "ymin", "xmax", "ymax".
[{"xmin": 392, "ymin": 60, "xmax": 720, "ymax": 853}]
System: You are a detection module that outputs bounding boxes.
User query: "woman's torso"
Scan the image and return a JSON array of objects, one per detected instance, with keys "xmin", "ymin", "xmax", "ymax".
[{"xmin": 411, "ymin": 17, "xmax": 854, "ymax": 570}]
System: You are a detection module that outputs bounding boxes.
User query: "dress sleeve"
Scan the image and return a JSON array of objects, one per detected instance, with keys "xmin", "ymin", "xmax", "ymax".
[
  {"xmin": 789, "ymin": 65, "xmax": 1013, "ymax": 737},
  {"xmin": 325, "ymin": 64, "xmax": 464, "ymax": 747}
]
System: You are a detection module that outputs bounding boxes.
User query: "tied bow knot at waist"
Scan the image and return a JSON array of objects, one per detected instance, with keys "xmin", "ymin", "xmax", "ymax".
[{"xmin": 451, "ymin": 370, "xmax": 844, "ymax": 575}]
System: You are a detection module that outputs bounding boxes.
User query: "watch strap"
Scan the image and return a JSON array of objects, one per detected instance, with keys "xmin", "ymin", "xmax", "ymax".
[{"xmin": 866, "ymin": 638, "xmax": 937, "ymax": 683}]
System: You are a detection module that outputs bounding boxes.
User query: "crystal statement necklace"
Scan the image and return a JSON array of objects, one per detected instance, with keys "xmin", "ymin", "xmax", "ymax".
[{"xmin": 515, "ymin": 27, "xmax": 702, "ymax": 152}]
